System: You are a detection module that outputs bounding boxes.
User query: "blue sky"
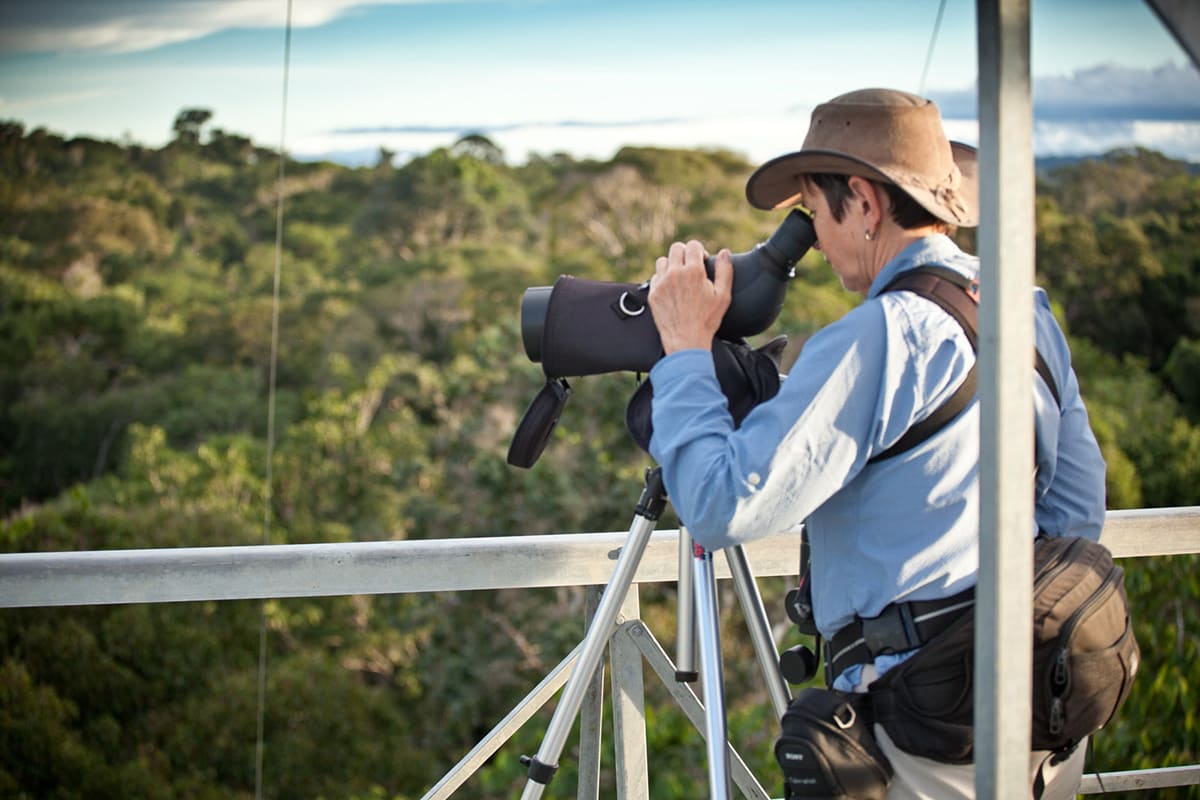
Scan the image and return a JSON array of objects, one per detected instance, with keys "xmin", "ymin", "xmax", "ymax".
[{"xmin": 1, "ymin": 0, "xmax": 1197, "ymax": 166}]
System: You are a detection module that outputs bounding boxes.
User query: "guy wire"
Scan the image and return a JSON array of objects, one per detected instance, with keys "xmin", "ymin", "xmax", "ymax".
[
  {"xmin": 919, "ymin": 0, "xmax": 950, "ymax": 96},
  {"xmin": 256, "ymin": 0, "xmax": 293, "ymax": 798}
]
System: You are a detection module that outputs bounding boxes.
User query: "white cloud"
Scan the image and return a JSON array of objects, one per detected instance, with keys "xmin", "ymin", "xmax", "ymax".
[
  {"xmin": 290, "ymin": 109, "xmax": 1200, "ymax": 168},
  {"xmin": 1035, "ymin": 119, "xmax": 1200, "ymax": 161},
  {"xmin": 0, "ymin": 86, "xmax": 113, "ymax": 115},
  {"xmin": 291, "ymin": 108, "xmax": 817, "ymax": 168},
  {"xmin": 0, "ymin": 0, "xmax": 448, "ymax": 55}
]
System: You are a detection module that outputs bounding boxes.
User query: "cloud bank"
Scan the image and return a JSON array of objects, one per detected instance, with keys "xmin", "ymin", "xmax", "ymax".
[
  {"xmin": 928, "ymin": 61, "xmax": 1200, "ymax": 121},
  {"xmin": 293, "ymin": 62, "xmax": 1200, "ymax": 167}
]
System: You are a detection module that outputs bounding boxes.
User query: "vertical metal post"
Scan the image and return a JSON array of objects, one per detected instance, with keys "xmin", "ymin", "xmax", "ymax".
[
  {"xmin": 610, "ymin": 586, "xmax": 650, "ymax": 800},
  {"xmin": 975, "ymin": 0, "xmax": 1036, "ymax": 797}
]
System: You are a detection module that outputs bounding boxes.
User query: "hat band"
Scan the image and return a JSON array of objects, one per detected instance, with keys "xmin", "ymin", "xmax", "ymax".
[{"xmin": 891, "ymin": 164, "xmax": 969, "ymax": 223}]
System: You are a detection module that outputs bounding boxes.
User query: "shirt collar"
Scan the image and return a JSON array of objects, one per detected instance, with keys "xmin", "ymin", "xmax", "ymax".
[{"xmin": 867, "ymin": 234, "xmax": 978, "ymax": 299}]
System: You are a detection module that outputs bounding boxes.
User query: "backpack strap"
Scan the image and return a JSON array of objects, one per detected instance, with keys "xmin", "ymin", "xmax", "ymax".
[
  {"xmin": 868, "ymin": 266, "xmax": 1061, "ymax": 464},
  {"xmin": 1035, "ymin": 350, "xmax": 1061, "ymax": 409}
]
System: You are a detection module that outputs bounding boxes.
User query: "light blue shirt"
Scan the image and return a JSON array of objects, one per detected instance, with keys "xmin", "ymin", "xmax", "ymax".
[{"xmin": 649, "ymin": 235, "xmax": 1106, "ymax": 684}]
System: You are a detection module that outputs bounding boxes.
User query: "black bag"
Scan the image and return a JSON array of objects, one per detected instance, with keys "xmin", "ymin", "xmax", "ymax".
[
  {"xmin": 776, "ymin": 688, "xmax": 892, "ymax": 799},
  {"xmin": 866, "ymin": 603, "xmax": 975, "ymax": 763},
  {"xmin": 868, "ymin": 535, "xmax": 1139, "ymax": 761},
  {"xmin": 624, "ymin": 334, "xmax": 787, "ymax": 452}
]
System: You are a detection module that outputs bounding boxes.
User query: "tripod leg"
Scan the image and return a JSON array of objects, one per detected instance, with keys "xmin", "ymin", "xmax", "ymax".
[
  {"xmin": 692, "ymin": 544, "xmax": 732, "ymax": 800},
  {"xmin": 674, "ymin": 527, "xmax": 698, "ymax": 682},
  {"xmin": 610, "ymin": 585, "xmax": 649, "ymax": 798},
  {"xmin": 520, "ymin": 469, "xmax": 668, "ymax": 800},
  {"xmin": 575, "ymin": 587, "xmax": 605, "ymax": 799},
  {"xmin": 726, "ymin": 545, "xmax": 791, "ymax": 719}
]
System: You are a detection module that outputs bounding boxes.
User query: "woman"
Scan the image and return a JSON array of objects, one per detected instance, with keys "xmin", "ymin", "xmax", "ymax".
[{"xmin": 645, "ymin": 88, "xmax": 1106, "ymax": 799}]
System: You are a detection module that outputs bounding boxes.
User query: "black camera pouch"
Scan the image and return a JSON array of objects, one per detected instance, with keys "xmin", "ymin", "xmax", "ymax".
[
  {"xmin": 506, "ymin": 378, "xmax": 572, "ymax": 468},
  {"xmin": 775, "ymin": 688, "xmax": 892, "ymax": 800},
  {"xmin": 625, "ymin": 335, "xmax": 787, "ymax": 452}
]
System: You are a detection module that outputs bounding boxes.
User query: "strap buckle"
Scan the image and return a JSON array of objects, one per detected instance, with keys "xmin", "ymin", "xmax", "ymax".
[{"xmin": 860, "ymin": 602, "xmax": 918, "ymax": 657}]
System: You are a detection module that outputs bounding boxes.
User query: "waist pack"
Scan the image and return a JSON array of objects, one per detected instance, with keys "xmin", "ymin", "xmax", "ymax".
[
  {"xmin": 1030, "ymin": 535, "xmax": 1140, "ymax": 749},
  {"xmin": 868, "ymin": 534, "xmax": 1139, "ymax": 761}
]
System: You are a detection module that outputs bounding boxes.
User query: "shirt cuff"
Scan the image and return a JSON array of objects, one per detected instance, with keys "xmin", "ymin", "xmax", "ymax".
[{"xmin": 648, "ymin": 348, "xmax": 717, "ymax": 385}]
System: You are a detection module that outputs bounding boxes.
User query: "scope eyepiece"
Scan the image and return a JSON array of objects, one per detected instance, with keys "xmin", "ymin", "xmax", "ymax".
[{"xmin": 704, "ymin": 209, "xmax": 815, "ymax": 340}]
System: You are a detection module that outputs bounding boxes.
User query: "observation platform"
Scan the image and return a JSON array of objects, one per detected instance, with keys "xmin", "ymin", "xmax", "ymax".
[{"xmin": 3, "ymin": 505, "xmax": 1198, "ymax": 797}]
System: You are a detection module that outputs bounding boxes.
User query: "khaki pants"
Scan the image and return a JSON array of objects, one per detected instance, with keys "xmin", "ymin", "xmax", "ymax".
[
  {"xmin": 872, "ymin": 724, "xmax": 1086, "ymax": 800},
  {"xmin": 853, "ymin": 665, "xmax": 1087, "ymax": 799}
]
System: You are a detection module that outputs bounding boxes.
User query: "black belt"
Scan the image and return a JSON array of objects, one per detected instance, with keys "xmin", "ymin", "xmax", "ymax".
[{"xmin": 826, "ymin": 587, "xmax": 975, "ymax": 680}]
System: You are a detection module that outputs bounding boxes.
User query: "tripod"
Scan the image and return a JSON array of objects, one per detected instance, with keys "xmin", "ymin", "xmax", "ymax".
[{"xmin": 519, "ymin": 467, "xmax": 792, "ymax": 799}]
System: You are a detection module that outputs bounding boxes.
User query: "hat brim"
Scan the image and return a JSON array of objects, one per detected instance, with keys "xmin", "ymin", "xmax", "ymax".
[{"xmin": 745, "ymin": 141, "xmax": 979, "ymax": 228}]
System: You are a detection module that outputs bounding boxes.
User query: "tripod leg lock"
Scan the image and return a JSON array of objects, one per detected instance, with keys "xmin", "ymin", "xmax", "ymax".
[
  {"xmin": 520, "ymin": 754, "xmax": 558, "ymax": 785},
  {"xmin": 634, "ymin": 467, "xmax": 668, "ymax": 521}
]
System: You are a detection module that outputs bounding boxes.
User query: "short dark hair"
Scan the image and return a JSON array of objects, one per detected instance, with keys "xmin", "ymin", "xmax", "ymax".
[{"xmin": 806, "ymin": 173, "xmax": 947, "ymax": 231}]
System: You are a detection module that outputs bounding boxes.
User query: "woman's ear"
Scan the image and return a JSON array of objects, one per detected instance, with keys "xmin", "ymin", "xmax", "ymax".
[{"xmin": 847, "ymin": 175, "xmax": 886, "ymax": 234}]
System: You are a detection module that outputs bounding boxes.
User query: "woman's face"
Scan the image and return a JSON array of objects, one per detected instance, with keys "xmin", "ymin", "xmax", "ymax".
[{"xmin": 802, "ymin": 179, "xmax": 874, "ymax": 295}]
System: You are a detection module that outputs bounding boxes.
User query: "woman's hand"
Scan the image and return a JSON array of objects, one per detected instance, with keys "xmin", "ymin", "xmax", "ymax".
[{"xmin": 647, "ymin": 240, "xmax": 733, "ymax": 354}]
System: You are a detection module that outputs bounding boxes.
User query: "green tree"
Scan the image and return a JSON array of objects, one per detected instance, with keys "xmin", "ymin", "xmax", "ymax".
[{"xmin": 172, "ymin": 108, "xmax": 213, "ymax": 145}]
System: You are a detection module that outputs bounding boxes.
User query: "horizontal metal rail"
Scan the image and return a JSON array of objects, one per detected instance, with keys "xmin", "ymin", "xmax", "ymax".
[
  {"xmin": 2, "ymin": 507, "xmax": 1198, "ymax": 608},
  {"xmin": 1080, "ymin": 764, "xmax": 1200, "ymax": 794},
  {"xmin": 0, "ymin": 527, "xmax": 802, "ymax": 608}
]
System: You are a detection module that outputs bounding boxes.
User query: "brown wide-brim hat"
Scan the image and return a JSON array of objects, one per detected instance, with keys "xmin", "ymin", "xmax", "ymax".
[{"xmin": 746, "ymin": 88, "xmax": 978, "ymax": 227}]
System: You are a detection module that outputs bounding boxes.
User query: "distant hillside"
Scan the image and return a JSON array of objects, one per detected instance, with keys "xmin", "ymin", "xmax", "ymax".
[{"xmin": 1037, "ymin": 151, "xmax": 1200, "ymax": 176}]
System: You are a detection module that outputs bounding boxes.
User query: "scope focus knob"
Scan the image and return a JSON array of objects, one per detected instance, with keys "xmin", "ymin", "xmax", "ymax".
[{"xmin": 779, "ymin": 644, "xmax": 819, "ymax": 685}]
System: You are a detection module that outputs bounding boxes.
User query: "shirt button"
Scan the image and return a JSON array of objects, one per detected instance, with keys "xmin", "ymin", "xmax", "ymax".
[{"xmin": 747, "ymin": 472, "xmax": 762, "ymax": 486}]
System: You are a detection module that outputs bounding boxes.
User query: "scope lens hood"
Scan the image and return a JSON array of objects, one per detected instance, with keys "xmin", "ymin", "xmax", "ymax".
[{"xmin": 520, "ymin": 285, "xmax": 554, "ymax": 363}]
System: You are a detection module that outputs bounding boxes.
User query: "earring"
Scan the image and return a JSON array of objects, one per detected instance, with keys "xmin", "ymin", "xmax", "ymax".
[{"xmin": 864, "ymin": 230, "xmax": 873, "ymax": 241}]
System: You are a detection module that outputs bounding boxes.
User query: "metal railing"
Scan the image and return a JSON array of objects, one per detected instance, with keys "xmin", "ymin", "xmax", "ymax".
[{"xmin": 2, "ymin": 506, "xmax": 1199, "ymax": 796}]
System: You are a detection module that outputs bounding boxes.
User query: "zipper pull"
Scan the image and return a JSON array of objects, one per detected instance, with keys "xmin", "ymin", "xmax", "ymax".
[
  {"xmin": 1052, "ymin": 648, "xmax": 1069, "ymax": 689},
  {"xmin": 1049, "ymin": 697, "xmax": 1064, "ymax": 734}
]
